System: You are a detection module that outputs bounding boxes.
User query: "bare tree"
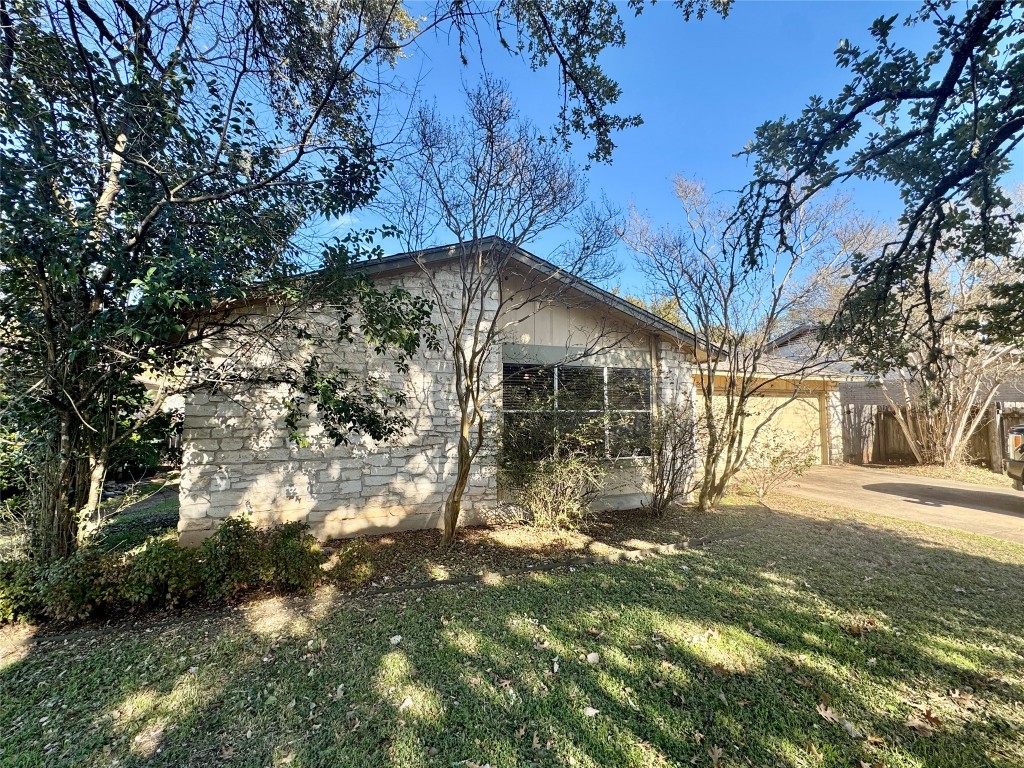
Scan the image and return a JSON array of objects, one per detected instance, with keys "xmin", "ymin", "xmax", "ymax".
[
  {"xmin": 625, "ymin": 178, "xmax": 855, "ymax": 511},
  {"xmin": 842, "ymin": 254, "xmax": 1024, "ymax": 466},
  {"xmin": 809, "ymin": 188, "xmax": 1024, "ymax": 467},
  {"xmin": 644, "ymin": 404, "xmax": 698, "ymax": 516},
  {"xmin": 383, "ymin": 77, "xmax": 619, "ymax": 545}
]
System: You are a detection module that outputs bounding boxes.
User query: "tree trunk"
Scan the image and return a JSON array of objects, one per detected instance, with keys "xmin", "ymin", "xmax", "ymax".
[
  {"xmin": 696, "ymin": 477, "xmax": 727, "ymax": 512},
  {"xmin": 696, "ymin": 457, "xmax": 728, "ymax": 511},
  {"xmin": 79, "ymin": 451, "xmax": 109, "ymax": 544},
  {"xmin": 441, "ymin": 423, "xmax": 473, "ymax": 547},
  {"xmin": 33, "ymin": 416, "xmax": 83, "ymax": 562}
]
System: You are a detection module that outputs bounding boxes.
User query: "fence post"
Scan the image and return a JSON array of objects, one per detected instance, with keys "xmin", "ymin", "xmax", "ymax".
[{"xmin": 989, "ymin": 402, "xmax": 1002, "ymax": 471}]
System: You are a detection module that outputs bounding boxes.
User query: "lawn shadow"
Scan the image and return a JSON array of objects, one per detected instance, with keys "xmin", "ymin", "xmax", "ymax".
[
  {"xmin": 2, "ymin": 502, "xmax": 1023, "ymax": 767},
  {"xmin": 862, "ymin": 482, "xmax": 1024, "ymax": 520},
  {"xmin": 345, "ymin": 503, "xmax": 773, "ymax": 590}
]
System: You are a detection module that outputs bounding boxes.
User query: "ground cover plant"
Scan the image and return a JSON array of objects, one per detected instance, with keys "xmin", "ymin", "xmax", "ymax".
[
  {"xmin": 2, "ymin": 494, "xmax": 1021, "ymax": 767},
  {"xmin": 0, "ymin": 516, "xmax": 345, "ymax": 625}
]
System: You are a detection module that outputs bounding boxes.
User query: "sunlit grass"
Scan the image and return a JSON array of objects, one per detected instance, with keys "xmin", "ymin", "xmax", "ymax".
[{"xmin": 2, "ymin": 495, "xmax": 1023, "ymax": 767}]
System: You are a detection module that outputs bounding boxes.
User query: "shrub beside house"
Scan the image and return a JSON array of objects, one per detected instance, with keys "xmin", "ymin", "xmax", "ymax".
[{"xmin": 177, "ymin": 240, "xmax": 844, "ymax": 545}]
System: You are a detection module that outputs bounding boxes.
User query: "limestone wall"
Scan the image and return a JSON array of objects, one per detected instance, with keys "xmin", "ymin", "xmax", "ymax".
[
  {"xmin": 178, "ymin": 261, "xmax": 698, "ymax": 543},
  {"xmin": 178, "ymin": 266, "xmax": 501, "ymax": 544}
]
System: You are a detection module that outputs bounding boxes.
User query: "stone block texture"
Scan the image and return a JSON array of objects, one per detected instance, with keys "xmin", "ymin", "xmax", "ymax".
[
  {"xmin": 178, "ymin": 266, "xmax": 501, "ymax": 543},
  {"xmin": 178, "ymin": 262, "xmax": 699, "ymax": 544}
]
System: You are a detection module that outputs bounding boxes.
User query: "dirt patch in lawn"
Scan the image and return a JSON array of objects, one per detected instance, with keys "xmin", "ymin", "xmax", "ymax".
[{"xmin": 333, "ymin": 499, "xmax": 773, "ymax": 590}]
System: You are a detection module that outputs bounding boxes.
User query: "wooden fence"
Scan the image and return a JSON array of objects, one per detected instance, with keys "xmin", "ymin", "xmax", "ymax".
[{"xmin": 867, "ymin": 402, "xmax": 1024, "ymax": 468}]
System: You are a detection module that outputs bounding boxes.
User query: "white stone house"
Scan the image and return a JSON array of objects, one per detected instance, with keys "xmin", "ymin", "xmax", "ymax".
[{"xmin": 178, "ymin": 240, "xmax": 839, "ymax": 544}]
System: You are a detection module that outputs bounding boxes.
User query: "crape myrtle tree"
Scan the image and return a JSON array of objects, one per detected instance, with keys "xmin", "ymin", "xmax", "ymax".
[
  {"xmin": 786, "ymin": 199, "xmax": 1024, "ymax": 467},
  {"xmin": 0, "ymin": 0, "xmax": 732, "ymax": 561},
  {"xmin": 833, "ymin": 232, "xmax": 1024, "ymax": 467},
  {"xmin": 384, "ymin": 78, "xmax": 621, "ymax": 546},
  {"xmin": 625, "ymin": 177, "xmax": 859, "ymax": 511},
  {"xmin": 737, "ymin": 0, "xmax": 1024, "ymax": 347}
]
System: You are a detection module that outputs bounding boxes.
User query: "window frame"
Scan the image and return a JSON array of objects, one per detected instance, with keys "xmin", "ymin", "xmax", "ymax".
[{"xmin": 502, "ymin": 362, "xmax": 653, "ymax": 460}]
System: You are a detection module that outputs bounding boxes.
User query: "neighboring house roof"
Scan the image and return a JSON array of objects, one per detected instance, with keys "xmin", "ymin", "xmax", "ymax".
[
  {"xmin": 768, "ymin": 323, "xmax": 866, "ymax": 379},
  {"xmin": 768, "ymin": 324, "xmax": 820, "ymax": 350},
  {"xmin": 755, "ymin": 353, "xmax": 852, "ymax": 382},
  {"xmin": 355, "ymin": 235, "xmax": 703, "ymax": 352},
  {"xmin": 770, "ymin": 322, "xmax": 1024, "ymax": 392}
]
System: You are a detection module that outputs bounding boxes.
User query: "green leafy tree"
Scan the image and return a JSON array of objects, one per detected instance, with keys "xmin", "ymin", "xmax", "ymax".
[
  {"xmin": 0, "ymin": 0, "xmax": 435, "ymax": 561},
  {"xmin": 737, "ymin": 0, "xmax": 1024, "ymax": 344},
  {"xmin": 0, "ymin": 0, "xmax": 730, "ymax": 560},
  {"xmin": 448, "ymin": 0, "xmax": 731, "ymax": 163}
]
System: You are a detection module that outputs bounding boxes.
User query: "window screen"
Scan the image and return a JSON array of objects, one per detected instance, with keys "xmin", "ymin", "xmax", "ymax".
[{"xmin": 502, "ymin": 363, "xmax": 652, "ymax": 460}]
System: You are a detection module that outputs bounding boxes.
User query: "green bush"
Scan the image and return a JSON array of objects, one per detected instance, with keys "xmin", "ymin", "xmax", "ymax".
[
  {"xmin": 36, "ymin": 548, "xmax": 126, "ymax": 622},
  {"xmin": 123, "ymin": 534, "xmax": 203, "ymax": 607},
  {"xmin": 198, "ymin": 518, "xmax": 273, "ymax": 601},
  {"xmin": 0, "ymin": 559, "xmax": 41, "ymax": 623},
  {"xmin": 0, "ymin": 518, "xmax": 336, "ymax": 626},
  {"xmin": 266, "ymin": 522, "xmax": 326, "ymax": 592}
]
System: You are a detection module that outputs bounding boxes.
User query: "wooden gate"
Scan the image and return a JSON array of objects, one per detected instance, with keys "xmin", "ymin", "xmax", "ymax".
[{"xmin": 872, "ymin": 406, "xmax": 1010, "ymax": 467}]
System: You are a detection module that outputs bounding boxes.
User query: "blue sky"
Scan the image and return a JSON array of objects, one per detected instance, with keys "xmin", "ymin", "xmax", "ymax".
[{"xmin": 346, "ymin": 1, "xmax": 1015, "ymax": 294}]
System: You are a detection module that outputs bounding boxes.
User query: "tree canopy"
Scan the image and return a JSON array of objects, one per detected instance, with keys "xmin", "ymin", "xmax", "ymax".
[
  {"xmin": 1, "ymin": 0, "xmax": 732, "ymax": 559},
  {"xmin": 738, "ymin": 0, "xmax": 1023, "ymax": 343}
]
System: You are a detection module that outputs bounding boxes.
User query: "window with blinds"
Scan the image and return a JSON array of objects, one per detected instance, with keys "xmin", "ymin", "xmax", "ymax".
[{"xmin": 502, "ymin": 363, "xmax": 652, "ymax": 460}]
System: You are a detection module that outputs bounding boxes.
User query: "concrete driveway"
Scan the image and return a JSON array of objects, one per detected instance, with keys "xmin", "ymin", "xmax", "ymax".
[{"xmin": 784, "ymin": 464, "xmax": 1024, "ymax": 546}]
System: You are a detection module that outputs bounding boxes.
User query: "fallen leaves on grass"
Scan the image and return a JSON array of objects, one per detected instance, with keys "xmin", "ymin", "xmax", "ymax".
[
  {"xmin": 949, "ymin": 689, "xmax": 975, "ymax": 709},
  {"xmin": 905, "ymin": 705, "xmax": 942, "ymax": 736},
  {"xmin": 817, "ymin": 702, "xmax": 863, "ymax": 739},
  {"xmin": 583, "ymin": 706, "xmax": 599, "ymax": 717},
  {"xmin": 846, "ymin": 616, "xmax": 880, "ymax": 636},
  {"xmin": 816, "ymin": 702, "xmax": 839, "ymax": 723},
  {"xmin": 904, "ymin": 716, "xmax": 936, "ymax": 736},
  {"xmin": 842, "ymin": 720, "xmax": 864, "ymax": 739}
]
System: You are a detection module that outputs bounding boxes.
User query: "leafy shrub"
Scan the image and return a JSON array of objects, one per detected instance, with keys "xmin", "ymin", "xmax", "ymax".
[
  {"xmin": 511, "ymin": 454, "xmax": 605, "ymax": 530},
  {"xmin": 123, "ymin": 534, "xmax": 203, "ymax": 607},
  {"xmin": 742, "ymin": 426, "xmax": 818, "ymax": 502},
  {"xmin": 265, "ymin": 522, "xmax": 326, "ymax": 592},
  {"xmin": 199, "ymin": 517, "xmax": 272, "ymax": 601},
  {"xmin": 1, "ymin": 518, "xmax": 336, "ymax": 625},
  {"xmin": 0, "ymin": 558, "xmax": 41, "ymax": 623},
  {"xmin": 36, "ymin": 548, "xmax": 126, "ymax": 621}
]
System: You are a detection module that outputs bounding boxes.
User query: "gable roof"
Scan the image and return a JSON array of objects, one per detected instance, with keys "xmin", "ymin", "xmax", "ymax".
[
  {"xmin": 357, "ymin": 235, "xmax": 701, "ymax": 351},
  {"xmin": 768, "ymin": 324, "xmax": 820, "ymax": 351}
]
